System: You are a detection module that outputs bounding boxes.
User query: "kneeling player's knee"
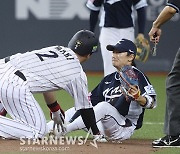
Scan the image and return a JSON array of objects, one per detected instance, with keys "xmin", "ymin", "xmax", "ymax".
[{"xmin": 34, "ymin": 122, "xmax": 48, "ymax": 138}]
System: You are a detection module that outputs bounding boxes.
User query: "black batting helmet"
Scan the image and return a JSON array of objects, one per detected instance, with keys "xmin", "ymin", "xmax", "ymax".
[{"xmin": 68, "ymin": 30, "xmax": 98, "ymax": 56}]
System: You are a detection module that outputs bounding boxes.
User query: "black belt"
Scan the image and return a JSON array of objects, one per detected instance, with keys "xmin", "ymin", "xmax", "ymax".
[
  {"xmin": 5, "ymin": 56, "xmax": 10, "ymax": 63},
  {"xmin": 5, "ymin": 56, "xmax": 27, "ymax": 81}
]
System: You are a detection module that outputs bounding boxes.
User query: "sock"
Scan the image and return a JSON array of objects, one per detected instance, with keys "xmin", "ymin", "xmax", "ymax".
[{"xmin": 80, "ymin": 108, "xmax": 99, "ymax": 135}]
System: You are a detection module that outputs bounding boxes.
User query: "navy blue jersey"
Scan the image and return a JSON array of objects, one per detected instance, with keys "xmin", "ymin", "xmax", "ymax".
[
  {"xmin": 87, "ymin": 0, "xmax": 148, "ymax": 28},
  {"xmin": 90, "ymin": 66, "xmax": 156, "ymax": 129},
  {"xmin": 167, "ymin": 0, "xmax": 180, "ymax": 13}
]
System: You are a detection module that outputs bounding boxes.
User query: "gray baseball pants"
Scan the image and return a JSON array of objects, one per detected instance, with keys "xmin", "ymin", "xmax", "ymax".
[{"xmin": 164, "ymin": 48, "xmax": 180, "ymax": 136}]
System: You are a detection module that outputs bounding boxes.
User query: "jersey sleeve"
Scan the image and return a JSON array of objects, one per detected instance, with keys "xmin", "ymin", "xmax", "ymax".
[
  {"xmin": 86, "ymin": 0, "xmax": 103, "ymax": 11},
  {"xmin": 134, "ymin": 69, "xmax": 155, "ymax": 96},
  {"xmin": 136, "ymin": 70, "xmax": 157, "ymax": 109},
  {"xmin": 67, "ymin": 71, "xmax": 92, "ymax": 110},
  {"xmin": 167, "ymin": 0, "xmax": 180, "ymax": 13},
  {"xmin": 90, "ymin": 78, "xmax": 106, "ymax": 106},
  {"xmin": 133, "ymin": 0, "xmax": 148, "ymax": 10}
]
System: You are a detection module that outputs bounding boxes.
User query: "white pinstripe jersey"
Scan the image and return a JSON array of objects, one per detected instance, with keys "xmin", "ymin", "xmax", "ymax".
[{"xmin": 8, "ymin": 46, "xmax": 92, "ymax": 109}]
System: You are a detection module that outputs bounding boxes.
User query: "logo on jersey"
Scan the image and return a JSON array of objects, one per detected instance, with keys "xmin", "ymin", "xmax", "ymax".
[
  {"xmin": 103, "ymin": 86, "xmax": 122, "ymax": 101},
  {"xmin": 144, "ymin": 85, "xmax": 156, "ymax": 95},
  {"xmin": 105, "ymin": 81, "xmax": 111, "ymax": 84}
]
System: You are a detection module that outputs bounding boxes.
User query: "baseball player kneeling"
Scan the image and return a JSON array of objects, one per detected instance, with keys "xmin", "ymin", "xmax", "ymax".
[
  {"xmin": 0, "ymin": 30, "xmax": 103, "ymax": 140},
  {"xmin": 47, "ymin": 39, "xmax": 157, "ymax": 141}
]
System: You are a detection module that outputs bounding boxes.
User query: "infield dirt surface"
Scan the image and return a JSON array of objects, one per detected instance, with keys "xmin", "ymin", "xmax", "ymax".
[{"xmin": 0, "ymin": 138, "xmax": 161, "ymax": 154}]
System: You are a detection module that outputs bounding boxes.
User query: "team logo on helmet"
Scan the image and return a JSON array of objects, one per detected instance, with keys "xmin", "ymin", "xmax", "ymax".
[
  {"xmin": 74, "ymin": 40, "xmax": 82, "ymax": 49},
  {"xmin": 92, "ymin": 45, "xmax": 97, "ymax": 53}
]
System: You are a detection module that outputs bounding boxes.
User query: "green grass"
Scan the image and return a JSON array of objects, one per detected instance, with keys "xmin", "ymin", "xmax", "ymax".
[
  {"xmin": 133, "ymin": 75, "xmax": 166, "ymax": 140},
  {"xmin": 33, "ymin": 73, "xmax": 179, "ymax": 153}
]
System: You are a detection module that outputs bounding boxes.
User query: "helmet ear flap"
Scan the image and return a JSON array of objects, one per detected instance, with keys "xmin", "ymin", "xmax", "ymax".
[{"xmin": 68, "ymin": 30, "xmax": 98, "ymax": 56}]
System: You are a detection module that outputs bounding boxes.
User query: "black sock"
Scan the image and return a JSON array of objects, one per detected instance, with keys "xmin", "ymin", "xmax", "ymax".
[
  {"xmin": 69, "ymin": 110, "xmax": 81, "ymax": 123},
  {"xmin": 80, "ymin": 108, "xmax": 99, "ymax": 135}
]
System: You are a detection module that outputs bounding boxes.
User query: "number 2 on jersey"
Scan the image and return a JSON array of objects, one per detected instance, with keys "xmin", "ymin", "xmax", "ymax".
[{"xmin": 35, "ymin": 51, "xmax": 58, "ymax": 61}]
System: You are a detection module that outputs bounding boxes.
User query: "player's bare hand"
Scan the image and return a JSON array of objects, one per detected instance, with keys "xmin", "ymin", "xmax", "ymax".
[
  {"xmin": 148, "ymin": 27, "xmax": 161, "ymax": 43},
  {"xmin": 128, "ymin": 85, "xmax": 140, "ymax": 100}
]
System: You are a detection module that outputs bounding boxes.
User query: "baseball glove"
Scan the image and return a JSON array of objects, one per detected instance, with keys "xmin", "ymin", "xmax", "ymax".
[
  {"xmin": 119, "ymin": 65, "xmax": 140, "ymax": 101},
  {"xmin": 135, "ymin": 34, "xmax": 150, "ymax": 62}
]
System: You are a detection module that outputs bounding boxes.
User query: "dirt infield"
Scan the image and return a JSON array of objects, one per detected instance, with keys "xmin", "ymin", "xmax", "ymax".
[{"xmin": 0, "ymin": 138, "xmax": 161, "ymax": 154}]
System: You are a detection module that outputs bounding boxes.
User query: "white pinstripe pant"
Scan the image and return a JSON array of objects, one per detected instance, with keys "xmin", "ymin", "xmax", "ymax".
[{"xmin": 0, "ymin": 59, "xmax": 47, "ymax": 139}]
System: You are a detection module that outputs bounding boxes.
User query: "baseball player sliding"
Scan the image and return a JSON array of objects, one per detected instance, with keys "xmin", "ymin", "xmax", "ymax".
[
  {"xmin": 48, "ymin": 39, "xmax": 157, "ymax": 141},
  {"xmin": 0, "ymin": 30, "xmax": 102, "ymax": 140}
]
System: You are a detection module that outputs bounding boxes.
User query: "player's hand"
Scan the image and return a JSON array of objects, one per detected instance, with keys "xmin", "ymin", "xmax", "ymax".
[
  {"xmin": 127, "ymin": 85, "xmax": 140, "ymax": 100},
  {"xmin": 51, "ymin": 109, "xmax": 65, "ymax": 135},
  {"xmin": 51, "ymin": 109, "xmax": 65, "ymax": 123},
  {"xmin": 148, "ymin": 27, "xmax": 161, "ymax": 43}
]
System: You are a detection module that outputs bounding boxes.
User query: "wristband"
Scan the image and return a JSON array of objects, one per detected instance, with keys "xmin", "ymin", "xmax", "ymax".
[
  {"xmin": 47, "ymin": 101, "xmax": 60, "ymax": 112},
  {"xmin": 134, "ymin": 90, "xmax": 141, "ymax": 100},
  {"xmin": 144, "ymin": 95, "xmax": 154, "ymax": 108}
]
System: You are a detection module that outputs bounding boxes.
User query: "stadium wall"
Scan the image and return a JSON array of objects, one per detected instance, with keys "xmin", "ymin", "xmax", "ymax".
[{"xmin": 0, "ymin": 0, "xmax": 179, "ymax": 72}]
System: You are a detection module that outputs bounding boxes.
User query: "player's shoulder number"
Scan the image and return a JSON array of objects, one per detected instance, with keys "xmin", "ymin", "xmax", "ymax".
[{"xmin": 35, "ymin": 46, "xmax": 74, "ymax": 61}]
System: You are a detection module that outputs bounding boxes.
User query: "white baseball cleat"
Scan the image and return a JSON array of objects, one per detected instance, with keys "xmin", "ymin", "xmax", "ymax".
[{"xmin": 93, "ymin": 134, "xmax": 108, "ymax": 143}]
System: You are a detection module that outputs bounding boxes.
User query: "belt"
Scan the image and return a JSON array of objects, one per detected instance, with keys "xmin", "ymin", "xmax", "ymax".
[
  {"xmin": 5, "ymin": 56, "xmax": 10, "ymax": 63},
  {"xmin": 5, "ymin": 56, "xmax": 27, "ymax": 81}
]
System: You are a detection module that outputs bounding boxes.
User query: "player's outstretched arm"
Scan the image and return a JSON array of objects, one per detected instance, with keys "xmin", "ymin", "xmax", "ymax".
[{"xmin": 149, "ymin": 6, "xmax": 176, "ymax": 43}]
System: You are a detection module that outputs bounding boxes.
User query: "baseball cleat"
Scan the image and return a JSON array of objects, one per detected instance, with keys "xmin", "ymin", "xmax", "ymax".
[
  {"xmin": 93, "ymin": 134, "xmax": 108, "ymax": 143},
  {"xmin": 152, "ymin": 135, "xmax": 180, "ymax": 148}
]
